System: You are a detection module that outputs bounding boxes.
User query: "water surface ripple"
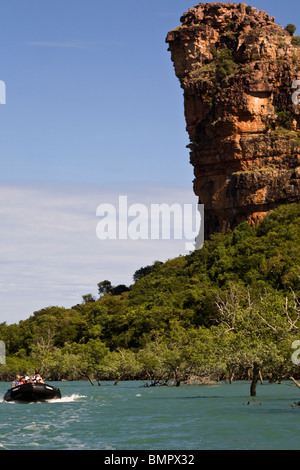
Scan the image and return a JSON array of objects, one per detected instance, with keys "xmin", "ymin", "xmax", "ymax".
[{"xmin": 0, "ymin": 381, "xmax": 299, "ymax": 450}]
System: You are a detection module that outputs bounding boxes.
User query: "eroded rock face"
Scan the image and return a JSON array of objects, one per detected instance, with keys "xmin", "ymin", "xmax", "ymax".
[{"xmin": 166, "ymin": 2, "xmax": 300, "ymax": 237}]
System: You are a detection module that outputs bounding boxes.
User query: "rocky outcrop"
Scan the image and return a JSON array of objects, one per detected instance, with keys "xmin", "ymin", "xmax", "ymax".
[{"xmin": 166, "ymin": 2, "xmax": 300, "ymax": 237}]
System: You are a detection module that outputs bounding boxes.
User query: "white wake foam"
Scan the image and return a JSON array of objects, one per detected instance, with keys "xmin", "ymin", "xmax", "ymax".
[{"xmin": 47, "ymin": 393, "xmax": 86, "ymax": 403}]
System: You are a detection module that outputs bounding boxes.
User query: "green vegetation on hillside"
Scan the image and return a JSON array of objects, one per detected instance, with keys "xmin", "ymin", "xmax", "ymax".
[{"xmin": 0, "ymin": 204, "xmax": 299, "ymax": 387}]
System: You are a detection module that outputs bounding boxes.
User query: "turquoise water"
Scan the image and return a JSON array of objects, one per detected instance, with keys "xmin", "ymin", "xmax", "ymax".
[{"xmin": 0, "ymin": 380, "xmax": 299, "ymax": 450}]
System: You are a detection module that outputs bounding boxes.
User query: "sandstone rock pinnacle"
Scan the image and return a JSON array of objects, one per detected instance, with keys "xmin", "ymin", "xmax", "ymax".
[{"xmin": 166, "ymin": 2, "xmax": 300, "ymax": 238}]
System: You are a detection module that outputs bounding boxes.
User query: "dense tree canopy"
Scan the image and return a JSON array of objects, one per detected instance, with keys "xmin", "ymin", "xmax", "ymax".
[{"xmin": 0, "ymin": 204, "xmax": 299, "ymax": 386}]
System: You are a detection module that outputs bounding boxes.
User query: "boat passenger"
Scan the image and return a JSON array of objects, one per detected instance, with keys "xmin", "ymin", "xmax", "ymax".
[
  {"xmin": 35, "ymin": 373, "xmax": 44, "ymax": 383},
  {"xmin": 11, "ymin": 375, "xmax": 20, "ymax": 388},
  {"xmin": 32, "ymin": 371, "xmax": 44, "ymax": 383}
]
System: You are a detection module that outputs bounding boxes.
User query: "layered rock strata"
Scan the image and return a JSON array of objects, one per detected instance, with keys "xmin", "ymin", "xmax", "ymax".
[{"xmin": 166, "ymin": 2, "xmax": 300, "ymax": 237}]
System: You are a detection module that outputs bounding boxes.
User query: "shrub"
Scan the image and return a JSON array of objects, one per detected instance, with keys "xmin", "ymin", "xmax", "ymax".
[
  {"xmin": 212, "ymin": 48, "xmax": 237, "ymax": 83},
  {"xmin": 291, "ymin": 35, "xmax": 300, "ymax": 46},
  {"xmin": 274, "ymin": 107, "xmax": 292, "ymax": 129},
  {"xmin": 285, "ymin": 24, "xmax": 297, "ymax": 36}
]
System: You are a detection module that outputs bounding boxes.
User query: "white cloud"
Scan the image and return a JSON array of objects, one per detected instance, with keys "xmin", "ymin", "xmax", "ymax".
[{"xmin": 0, "ymin": 181, "xmax": 198, "ymax": 324}]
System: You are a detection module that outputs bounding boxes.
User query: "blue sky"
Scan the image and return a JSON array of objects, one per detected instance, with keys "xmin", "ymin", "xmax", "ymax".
[
  {"xmin": 1, "ymin": 0, "xmax": 299, "ymax": 323},
  {"xmin": 0, "ymin": 0, "xmax": 191, "ymax": 185}
]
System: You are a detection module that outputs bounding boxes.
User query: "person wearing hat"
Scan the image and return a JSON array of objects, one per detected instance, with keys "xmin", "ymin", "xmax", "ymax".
[{"xmin": 31, "ymin": 370, "xmax": 44, "ymax": 383}]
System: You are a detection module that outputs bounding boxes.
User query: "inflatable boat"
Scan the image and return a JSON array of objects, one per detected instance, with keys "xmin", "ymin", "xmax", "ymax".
[{"xmin": 3, "ymin": 382, "xmax": 61, "ymax": 402}]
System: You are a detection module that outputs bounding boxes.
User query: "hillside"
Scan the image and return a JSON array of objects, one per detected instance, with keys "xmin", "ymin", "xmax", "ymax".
[{"xmin": 0, "ymin": 203, "xmax": 299, "ymax": 385}]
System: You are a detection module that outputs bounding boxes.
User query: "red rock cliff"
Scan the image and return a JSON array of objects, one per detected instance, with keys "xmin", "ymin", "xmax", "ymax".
[{"xmin": 166, "ymin": 2, "xmax": 300, "ymax": 237}]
